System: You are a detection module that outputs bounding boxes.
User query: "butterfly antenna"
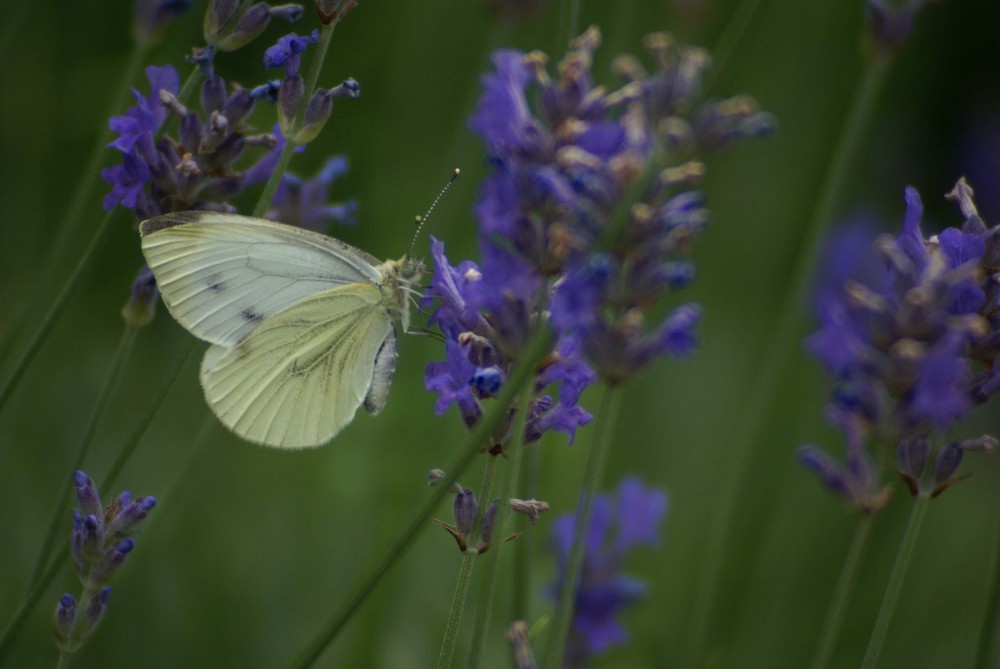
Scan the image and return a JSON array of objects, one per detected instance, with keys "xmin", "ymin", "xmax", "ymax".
[{"xmin": 407, "ymin": 168, "xmax": 460, "ymax": 259}]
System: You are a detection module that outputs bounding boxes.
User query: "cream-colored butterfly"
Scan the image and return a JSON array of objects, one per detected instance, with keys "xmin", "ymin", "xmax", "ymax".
[{"xmin": 139, "ymin": 210, "xmax": 424, "ymax": 449}]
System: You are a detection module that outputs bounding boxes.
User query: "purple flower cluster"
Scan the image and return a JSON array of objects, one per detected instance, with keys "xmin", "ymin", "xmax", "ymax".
[
  {"xmin": 550, "ymin": 478, "xmax": 667, "ymax": 667},
  {"xmin": 53, "ymin": 472, "xmax": 156, "ymax": 654},
  {"xmin": 800, "ymin": 179, "xmax": 1000, "ymax": 510},
  {"xmin": 423, "ymin": 27, "xmax": 771, "ymax": 442},
  {"xmin": 101, "ymin": 55, "xmax": 283, "ymax": 219},
  {"xmin": 102, "ymin": 22, "xmax": 358, "ymax": 224}
]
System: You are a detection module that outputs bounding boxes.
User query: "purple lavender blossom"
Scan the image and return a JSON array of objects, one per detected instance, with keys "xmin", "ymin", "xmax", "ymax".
[
  {"xmin": 550, "ymin": 478, "xmax": 667, "ymax": 667},
  {"xmin": 265, "ymin": 156, "xmax": 356, "ymax": 231},
  {"xmin": 102, "ymin": 50, "xmax": 284, "ymax": 218},
  {"xmin": 423, "ymin": 27, "xmax": 770, "ymax": 444},
  {"xmin": 55, "ymin": 472, "xmax": 155, "ymax": 655},
  {"xmin": 801, "ymin": 179, "xmax": 1000, "ymax": 506}
]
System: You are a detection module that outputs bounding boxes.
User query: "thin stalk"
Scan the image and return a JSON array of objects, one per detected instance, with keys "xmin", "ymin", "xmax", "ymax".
[
  {"xmin": 543, "ymin": 385, "xmax": 624, "ymax": 669},
  {"xmin": 466, "ymin": 386, "xmax": 535, "ymax": 668},
  {"xmin": 810, "ymin": 515, "xmax": 874, "ymax": 669},
  {"xmin": 437, "ymin": 555, "xmax": 477, "ymax": 669},
  {"xmin": 253, "ymin": 19, "xmax": 340, "ymax": 218},
  {"xmin": 973, "ymin": 496, "xmax": 1000, "ymax": 669},
  {"xmin": 0, "ymin": 340, "xmax": 193, "ymax": 662},
  {"xmin": 55, "ymin": 652, "xmax": 70, "ymax": 669},
  {"xmin": 686, "ymin": 55, "xmax": 891, "ymax": 665},
  {"xmin": 0, "ymin": 209, "xmax": 120, "ymax": 422},
  {"xmin": 27, "ymin": 326, "xmax": 139, "ymax": 588},
  {"xmin": 286, "ymin": 327, "xmax": 555, "ymax": 669},
  {"xmin": 437, "ymin": 453, "xmax": 501, "ymax": 669},
  {"xmin": 861, "ymin": 495, "xmax": 930, "ymax": 668}
]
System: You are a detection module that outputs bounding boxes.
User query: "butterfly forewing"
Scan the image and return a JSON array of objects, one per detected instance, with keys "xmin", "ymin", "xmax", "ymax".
[
  {"xmin": 199, "ymin": 283, "xmax": 394, "ymax": 448},
  {"xmin": 140, "ymin": 212, "xmax": 386, "ymax": 348}
]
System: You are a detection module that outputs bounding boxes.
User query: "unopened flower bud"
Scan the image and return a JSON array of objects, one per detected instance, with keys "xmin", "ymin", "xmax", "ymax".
[
  {"xmin": 53, "ymin": 594, "xmax": 77, "ymax": 651},
  {"xmin": 87, "ymin": 540, "xmax": 134, "ymax": 587},
  {"xmin": 478, "ymin": 500, "xmax": 500, "ymax": 552},
  {"xmin": 278, "ymin": 75, "xmax": 304, "ymax": 136},
  {"xmin": 74, "ymin": 587, "xmax": 112, "ymax": 642},
  {"xmin": 896, "ymin": 435, "xmax": 929, "ymax": 495},
  {"xmin": 454, "ymin": 487, "xmax": 477, "ymax": 535},
  {"xmin": 74, "ymin": 472, "xmax": 103, "ymax": 518},
  {"xmin": 122, "ymin": 266, "xmax": 159, "ymax": 327},
  {"xmin": 204, "ymin": 0, "xmax": 239, "ymax": 43},
  {"xmin": 216, "ymin": 2, "xmax": 271, "ymax": 51}
]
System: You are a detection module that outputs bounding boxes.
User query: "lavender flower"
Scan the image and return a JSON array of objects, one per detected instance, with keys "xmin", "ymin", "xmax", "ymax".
[
  {"xmin": 54, "ymin": 472, "xmax": 156, "ymax": 656},
  {"xmin": 205, "ymin": 1, "xmax": 305, "ymax": 52},
  {"xmin": 800, "ymin": 179, "xmax": 1000, "ymax": 507},
  {"xmin": 423, "ymin": 27, "xmax": 771, "ymax": 445},
  {"xmin": 265, "ymin": 156, "xmax": 357, "ymax": 231},
  {"xmin": 550, "ymin": 478, "xmax": 667, "ymax": 667}
]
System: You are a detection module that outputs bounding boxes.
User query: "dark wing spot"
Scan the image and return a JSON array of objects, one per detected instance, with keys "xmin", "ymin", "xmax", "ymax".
[
  {"xmin": 208, "ymin": 281, "xmax": 225, "ymax": 292},
  {"xmin": 241, "ymin": 309, "xmax": 263, "ymax": 324}
]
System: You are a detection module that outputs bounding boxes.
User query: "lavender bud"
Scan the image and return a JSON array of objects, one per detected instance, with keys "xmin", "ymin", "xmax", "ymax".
[
  {"xmin": 106, "ymin": 497, "xmax": 157, "ymax": 537},
  {"xmin": 314, "ymin": 0, "xmax": 357, "ymax": 24},
  {"xmin": 509, "ymin": 498, "xmax": 549, "ymax": 525},
  {"xmin": 250, "ymin": 80, "xmax": 281, "ymax": 103},
  {"xmin": 74, "ymin": 472, "xmax": 103, "ymax": 518},
  {"xmin": 270, "ymin": 4, "xmax": 305, "ymax": 22},
  {"xmin": 278, "ymin": 75, "xmax": 304, "ymax": 136},
  {"xmin": 75, "ymin": 587, "xmax": 112, "ymax": 641},
  {"xmin": 204, "ymin": 135, "xmax": 245, "ymax": 172},
  {"xmin": 932, "ymin": 445, "xmax": 964, "ymax": 486},
  {"xmin": 896, "ymin": 435, "xmax": 929, "ymax": 495},
  {"xmin": 121, "ymin": 266, "xmax": 159, "ymax": 328},
  {"xmin": 71, "ymin": 513, "xmax": 87, "ymax": 574},
  {"xmin": 293, "ymin": 89, "xmax": 335, "ymax": 145},
  {"xmin": 427, "ymin": 469, "xmax": 447, "ymax": 486},
  {"xmin": 479, "ymin": 500, "xmax": 500, "ymax": 551},
  {"xmin": 454, "ymin": 487, "xmax": 477, "ymax": 535},
  {"xmin": 178, "ymin": 111, "xmax": 202, "ymax": 153},
  {"xmin": 472, "ymin": 366, "xmax": 503, "ymax": 396},
  {"xmin": 53, "ymin": 593, "xmax": 77, "ymax": 651},
  {"xmin": 217, "ymin": 3, "xmax": 271, "ymax": 51},
  {"xmin": 87, "ymin": 540, "xmax": 134, "ymax": 587},
  {"xmin": 223, "ymin": 87, "xmax": 255, "ymax": 125},
  {"xmin": 201, "ymin": 73, "xmax": 227, "ymax": 114},
  {"xmin": 204, "ymin": 0, "xmax": 239, "ymax": 43},
  {"xmin": 80, "ymin": 515, "xmax": 106, "ymax": 564}
]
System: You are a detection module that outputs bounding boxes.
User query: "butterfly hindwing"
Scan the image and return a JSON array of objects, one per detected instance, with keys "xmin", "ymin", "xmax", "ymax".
[
  {"xmin": 140, "ymin": 212, "xmax": 386, "ymax": 348},
  {"xmin": 199, "ymin": 282, "xmax": 394, "ymax": 448}
]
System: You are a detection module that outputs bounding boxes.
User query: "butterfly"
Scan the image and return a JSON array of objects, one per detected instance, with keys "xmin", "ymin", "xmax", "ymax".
[{"xmin": 139, "ymin": 211, "xmax": 423, "ymax": 449}]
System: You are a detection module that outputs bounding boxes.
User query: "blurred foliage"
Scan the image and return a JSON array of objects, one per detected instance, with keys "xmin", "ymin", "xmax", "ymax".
[{"xmin": 2, "ymin": 0, "xmax": 1000, "ymax": 667}]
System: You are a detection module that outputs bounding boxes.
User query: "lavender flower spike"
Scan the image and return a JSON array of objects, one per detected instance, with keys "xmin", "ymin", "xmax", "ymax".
[
  {"xmin": 53, "ymin": 471, "xmax": 156, "ymax": 657},
  {"xmin": 550, "ymin": 478, "xmax": 667, "ymax": 666}
]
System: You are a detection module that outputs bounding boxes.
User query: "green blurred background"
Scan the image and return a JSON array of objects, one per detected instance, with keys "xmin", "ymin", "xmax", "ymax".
[{"xmin": 3, "ymin": 0, "xmax": 1000, "ymax": 667}]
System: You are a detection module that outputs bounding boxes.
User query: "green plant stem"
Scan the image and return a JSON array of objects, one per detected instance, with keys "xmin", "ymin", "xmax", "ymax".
[
  {"xmin": 686, "ymin": 54, "xmax": 891, "ymax": 665},
  {"xmin": 438, "ymin": 554, "xmax": 477, "ymax": 669},
  {"xmin": 974, "ymin": 496, "xmax": 1000, "ymax": 669},
  {"xmin": 861, "ymin": 495, "xmax": 929, "ymax": 668},
  {"xmin": 27, "ymin": 325, "xmax": 139, "ymax": 588},
  {"xmin": 437, "ymin": 453, "xmax": 500, "ymax": 669},
  {"xmin": 810, "ymin": 515, "xmax": 874, "ymax": 669},
  {"xmin": 253, "ymin": 19, "xmax": 339, "ymax": 218},
  {"xmin": 55, "ymin": 652, "xmax": 70, "ymax": 669},
  {"xmin": 543, "ymin": 385, "xmax": 624, "ymax": 669},
  {"xmin": 287, "ymin": 327, "xmax": 554, "ymax": 669},
  {"xmin": 0, "ymin": 209, "xmax": 120, "ymax": 422},
  {"xmin": 0, "ymin": 340, "xmax": 192, "ymax": 663},
  {"xmin": 466, "ymin": 386, "xmax": 535, "ymax": 668}
]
